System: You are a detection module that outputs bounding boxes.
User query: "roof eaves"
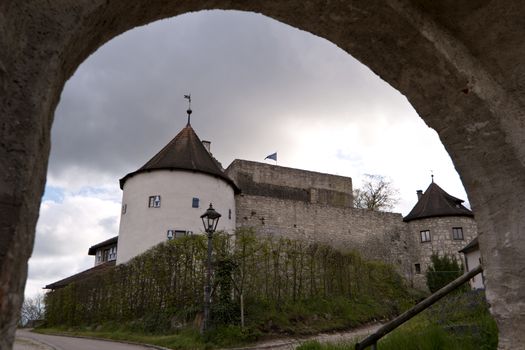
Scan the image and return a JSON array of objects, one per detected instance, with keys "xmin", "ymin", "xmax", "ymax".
[
  {"xmin": 44, "ymin": 261, "xmax": 116, "ymax": 290},
  {"xmin": 459, "ymin": 237, "xmax": 479, "ymax": 254},
  {"xmin": 88, "ymin": 236, "xmax": 118, "ymax": 255},
  {"xmin": 404, "ymin": 211, "xmax": 474, "ymax": 222}
]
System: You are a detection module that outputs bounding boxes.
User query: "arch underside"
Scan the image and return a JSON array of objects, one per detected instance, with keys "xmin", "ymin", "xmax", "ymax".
[{"xmin": 1, "ymin": 1, "xmax": 524, "ymax": 348}]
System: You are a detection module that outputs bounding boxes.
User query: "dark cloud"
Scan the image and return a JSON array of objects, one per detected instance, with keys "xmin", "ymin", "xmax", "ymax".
[{"xmin": 49, "ymin": 10, "xmax": 411, "ymax": 187}]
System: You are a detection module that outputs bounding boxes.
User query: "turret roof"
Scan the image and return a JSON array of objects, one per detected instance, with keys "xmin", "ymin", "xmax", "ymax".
[
  {"xmin": 403, "ymin": 182, "xmax": 473, "ymax": 222},
  {"xmin": 119, "ymin": 124, "xmax": 238, "ymax": 191}
]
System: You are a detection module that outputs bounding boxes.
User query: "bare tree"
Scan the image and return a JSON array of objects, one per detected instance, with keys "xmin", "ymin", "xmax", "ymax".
[
  {"xmin": 353, "ymin": 174, "xmax": 399, "ymax": 211},
  {"xmin": 19, "ymin": 293, "xmax": 45, "ymax": 327}
]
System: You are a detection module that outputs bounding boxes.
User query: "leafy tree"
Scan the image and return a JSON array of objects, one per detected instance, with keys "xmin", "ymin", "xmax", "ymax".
[
  {"xmin": 426, "ymin": 254, "xmax": 464, "ymax": 293},
  {"xmin": 353, "ymin": 174, "xmax": 399, "ymax": 211}
]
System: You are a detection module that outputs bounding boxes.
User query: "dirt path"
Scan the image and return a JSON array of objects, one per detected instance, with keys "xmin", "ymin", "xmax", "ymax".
[{"xmin": 228, "ymin": 323, "xmax": 381, "ymax": 349}]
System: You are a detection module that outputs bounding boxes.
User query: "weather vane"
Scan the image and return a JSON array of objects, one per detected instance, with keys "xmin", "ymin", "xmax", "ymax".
[
  {"xmin": 431, "ymin": 170, "xmax": 434, "ymax": 183},
  {"xmin": 184, "ymin": 94, "xmax": 192, "ymax": 125}
]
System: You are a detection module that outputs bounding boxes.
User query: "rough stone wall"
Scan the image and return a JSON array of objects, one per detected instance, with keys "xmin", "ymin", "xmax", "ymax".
[
  {"xmin": 408, "ymin": 216, "xmax": 478, "ymax": 289},
  {"xmin": 235, "ymin": 194, "xmax": 414, "ymax": 280},
  {"xmin": 226, "ymin": 159, "xmax": 353, "ymax": 207}
]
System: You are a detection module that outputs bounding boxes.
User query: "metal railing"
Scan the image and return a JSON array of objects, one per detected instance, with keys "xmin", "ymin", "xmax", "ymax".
[{"xmin": 355, "ymin": 265, "xmax": 483, "ymax": 350}]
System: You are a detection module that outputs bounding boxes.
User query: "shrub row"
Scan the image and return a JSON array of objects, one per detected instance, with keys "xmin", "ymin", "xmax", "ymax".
[{"xmin": 45, "ymin": 229, "xmax": 409, "ymax": 332}]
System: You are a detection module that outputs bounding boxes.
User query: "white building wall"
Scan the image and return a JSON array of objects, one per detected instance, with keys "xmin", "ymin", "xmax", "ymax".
[
  {"xmin": 116, "ymin": 170, "xmax": 236, "ymax": 264},
  {"xmin": 465, "ymin": 249, "xmax": 484, "ymax": 289}
]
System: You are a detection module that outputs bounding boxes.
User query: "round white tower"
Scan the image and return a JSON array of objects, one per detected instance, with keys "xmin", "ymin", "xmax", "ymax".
[{"xmin": 116, "ymin": 117, "xmax": 238, "ymax": 264}]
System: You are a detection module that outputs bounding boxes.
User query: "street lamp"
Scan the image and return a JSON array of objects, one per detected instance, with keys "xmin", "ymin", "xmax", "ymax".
[{"xmin": 200, "ymin": 203, "xmax": 221, "ymax": 334}]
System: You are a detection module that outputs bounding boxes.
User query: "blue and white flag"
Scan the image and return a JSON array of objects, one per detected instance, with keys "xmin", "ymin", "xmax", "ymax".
[{"xmin": 265, "ymin": 152, "xmax": 277, "ymax": 161}]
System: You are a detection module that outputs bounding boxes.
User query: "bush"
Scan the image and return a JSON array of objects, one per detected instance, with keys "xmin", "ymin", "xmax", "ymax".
[
  {"xmin": 426, "ymin": 254, "xmax": 464, "ymax": 293},
  {"xmin": 44, "ymin": 230, "xmax": 413, "ymax": 340}
]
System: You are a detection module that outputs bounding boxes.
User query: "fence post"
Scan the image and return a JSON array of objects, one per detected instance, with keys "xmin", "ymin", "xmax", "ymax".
[{"xmin": 355, "ymin": 265, "xmax": 483, "ymax": 350}]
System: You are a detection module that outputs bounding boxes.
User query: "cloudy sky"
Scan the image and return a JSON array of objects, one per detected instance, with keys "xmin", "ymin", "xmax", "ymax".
[{"xmin": 26, "ymin": 10, "xmax": 468, "ymax": 298}]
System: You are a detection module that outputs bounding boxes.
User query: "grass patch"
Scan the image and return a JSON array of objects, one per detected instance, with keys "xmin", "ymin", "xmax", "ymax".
[
  {"xmin": 35, "ymin": 293, "xmax": 413, "ymax": 349},
  {"xmin": 241, "ymin": 293, "xmax": 413, "ymax": 337},
  {"xmin": 296, "ymin": 290, "xmax": 498, "ymax": 350}
]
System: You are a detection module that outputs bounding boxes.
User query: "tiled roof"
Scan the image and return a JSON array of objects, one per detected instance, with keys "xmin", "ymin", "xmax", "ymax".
[
  {"xmin": 44, "ymin": 261, "xmax": 116, "ymax": 290},
  {"xmin": 403, "ymin": 182, "xmax": 473, "ymax": 222},
  {"xmin": 459, "ymin": 237, "xmax": 479, "ymax": 254},
  {"xmin": 88, "ymin": 236, "xmax": 118, "ymax": 255},
  {"xmin": 119, "ymin": 124, "xmax": 238, "ymax": 192}
]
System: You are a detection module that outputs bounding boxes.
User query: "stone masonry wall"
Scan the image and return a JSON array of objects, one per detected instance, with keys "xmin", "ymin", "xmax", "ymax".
[
  {"xmin": 235, "ymin": 194, "xmax": 414, "ymax": 280},
  {"xmin": 226, "ymin": 159, "xmax": 353, "ymax": 207},
  {"xmin": 408, "ymin": 216, "xmax": 478, "ymax": 288}
]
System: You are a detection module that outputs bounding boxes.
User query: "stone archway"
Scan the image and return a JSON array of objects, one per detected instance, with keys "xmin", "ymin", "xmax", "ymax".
[{"xmin": 1, "ymin": 1, "xmax": 524, "ymax": 349}]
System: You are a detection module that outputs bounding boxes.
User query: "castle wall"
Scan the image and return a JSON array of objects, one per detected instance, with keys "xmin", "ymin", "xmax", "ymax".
[
  {"xmin": 226, "ymin": 159, "xmax": 353, "ymax": 207},
  {"xmin": 235, "ymin": 194, "xmax": 414, "ymax": 279},
  {"xmin": 228, "ymin": 159, "xmax": 417, "ymax": 280},
  {"xmin": 407, "ymin": 216, "xmax": 478, "ymax": 288}
]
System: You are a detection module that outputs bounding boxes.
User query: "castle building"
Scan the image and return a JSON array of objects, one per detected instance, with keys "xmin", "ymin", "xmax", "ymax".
[
  {"xmin": 402, "ymin": 181, "xmax": 478, "ymax": 288},
  {"xmin": 116, "ymin": 121, "xmax": 238, "ymax": 264},
  {"xmin": 89, "ymin": 236, "xmax": 118, "ymax": 266},
  {"xmin": 45, "ymin": 112, "xmax": 479, "ymax": 290}
]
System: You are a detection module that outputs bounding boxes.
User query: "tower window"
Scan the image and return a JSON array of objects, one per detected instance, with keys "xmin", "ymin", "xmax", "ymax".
[
  {"xmin": 452, "ymin": 227, "xmax": 464, "ymax": 240},
  {"xmin": 192, "ymin": 197, "xmax": 200, "ymax": 208},
  {"xmin": 229, "ymin": 209, "xmax": 232, "ymax": 220},
  {"xmin": 121, "ymin": 204, "xmax": 127, "ymax": 215},
  {"xmin": 420, "ymin": 230, "xmax": 431, "ymax": 243},
  {"xmin": 175, "ymin": 230, "xmax": 187, "ymax": 238},
  {"xmin": 148, "ymin": 195, "xmax": 161, "ymax": 208},
  {"xmin": 167, "ymin": 229, "xmax": 188, "ymax": 240},
  {"xmin": 415, "ymin": 263, "xmax": 421, "ymax": 274}
]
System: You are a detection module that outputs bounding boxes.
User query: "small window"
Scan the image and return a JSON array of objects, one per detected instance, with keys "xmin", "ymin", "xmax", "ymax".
[
  {"xmin": 192, "ymin": 197, "xmax": 200, "ymax": 208},
  {"xmin": 415, "ymin": 263, "xmax": 421, "ymax": 274},
  {"xmin": 420, "ymin": 230, "xmax": 431, "ymax": 243},
  {"xmin": 122, "ymin": 204, "xmax": 127, "ymax": 215},
  {"xmin": 108, "ymin": 246, "xmax": 117, "ymax": 260},
  {"xmin": 452, "ymin": 227, "xmax": 464, "ymax": 240},
  {"xmin": 167, "ymin": 229, "xmax": 187, "ymax": 240},
  {"xmin": 148, "ymin": 195, "xmax": 161, "ymax": 208},
  {"xmin": 228, "ymin": 209, "xmax": 232, "ymax": 220},
  {"xmin": 175, "ymin": 230, "xmax": 187, "ymax": 238}
]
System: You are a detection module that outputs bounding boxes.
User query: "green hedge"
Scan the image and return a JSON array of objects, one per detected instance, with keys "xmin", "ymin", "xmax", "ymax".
[{"xmin": 45, "ymin": 229, "xmax": 409, "ymax": 332}]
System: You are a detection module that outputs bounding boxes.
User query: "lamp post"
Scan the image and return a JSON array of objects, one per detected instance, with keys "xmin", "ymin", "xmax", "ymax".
[{"xmin": 200, "ymin": 203, "xmax": 221, "ymax": 334}]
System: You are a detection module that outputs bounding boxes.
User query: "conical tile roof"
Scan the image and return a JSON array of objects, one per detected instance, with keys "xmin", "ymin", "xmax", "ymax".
[
  {"xmin": 403, "ymin": 182, "xmax": 473, "ymax": 222},
  {"xmin": 120, "ymin": 124, "xmax": 238, "ymax": 191}
]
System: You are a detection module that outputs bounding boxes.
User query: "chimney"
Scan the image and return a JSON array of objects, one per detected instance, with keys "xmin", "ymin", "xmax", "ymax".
[
  {"xmin": 416, "ymin": 190, "xmax": 423, "ymax": 200},
  {"xmin": 202, "ymin": 140, "xmax": 211, "ymax": 154}
]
